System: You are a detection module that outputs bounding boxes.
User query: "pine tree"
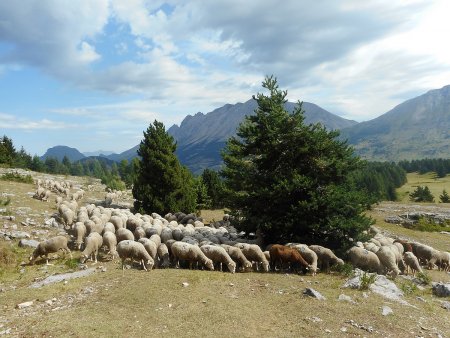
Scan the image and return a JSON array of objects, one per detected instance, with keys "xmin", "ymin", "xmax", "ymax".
[
  {"xmin": 201, "ymin": 168, "xmax": 225, "ymax": 208},
  {"xmin": 221, "ymin": 76, "xmax": 372, "ymax": 251},
  {"xmin": 439, "ymin": 189, "xmax": 450, "ymax": 203},
  {"xmin": 409, "ymin": 186, "xmax": 434, "ymax": 202},
  {"xmin": 132, "ymin": 120, "xmax": 196, "ymax": 215}
]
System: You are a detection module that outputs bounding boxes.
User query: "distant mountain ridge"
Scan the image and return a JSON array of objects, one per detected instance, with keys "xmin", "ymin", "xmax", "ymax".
[
  {"xmin": 40, "ymin": 146, "xmax": 86, "ymax": 162},
  {"xmin": 41, "ymin": 85, "xmax": 450, "ymax": 173},
  {"xmin": 341, "ymin": 85, "xmax": 450, "ymax": 161}
]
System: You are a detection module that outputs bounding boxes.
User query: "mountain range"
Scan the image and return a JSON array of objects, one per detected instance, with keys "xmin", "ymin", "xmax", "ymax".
[{"xmin": 41, "ymin": 85, "xmax": 450, "ymax": 173}]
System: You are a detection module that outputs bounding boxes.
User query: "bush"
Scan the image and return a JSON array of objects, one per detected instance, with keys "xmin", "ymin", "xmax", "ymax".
[
  {"xmin": 410, "ymin": 217, "xmax": 450, "ymax": 232},
  {"xmin": 399, "ymin": 281, "xmax": 418, "ymax": 296},
  {"xmin": 416, "ymin": 271, "xmax": 431, "ymax": 285},
  {"xmin": 0, "ymin": 172, "xmax": 33, "ymax": 184},
  {"xmin": 0, "ymin": 242, "xmax": 17, "ymax": 276},
  {"xmin": 334, "ymin": 262, "xmax": 354, "ymax": 277},
  {"xmin": 359, "ymin": 271, "xmax": 376, "ymax": 290},
  {"xmin": 409, "ymin": 185, "xmax": 434, "ymax": 202}
]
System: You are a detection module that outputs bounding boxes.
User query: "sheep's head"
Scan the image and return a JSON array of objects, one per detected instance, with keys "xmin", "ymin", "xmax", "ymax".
[
  {"xmin": 336, "ymin": 258, "xmax": 344, "ymax": 266},
  {"xmin": 205, "ymin": 259, "xmax": 214, "ymax": 271},
  {"xmin": 145, "ymin": 259, "xmax": 154, "ymax": 271},
  {"xmin": 262, "ymin": 261, "xmax": 270, "ymax": 272},
  {"xmin": 227, "ymin": 262, "xmax": 236, "ymax": 273},
  {"xmin": 79, "ymin": 254, "xmax": 88, "ymax": 264},
  {"xmin": 244, "ymin": 261, "xmax": 253, "ymax": 271}
]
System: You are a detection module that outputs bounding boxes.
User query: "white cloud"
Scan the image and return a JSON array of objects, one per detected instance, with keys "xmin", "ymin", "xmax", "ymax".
[{"xmin": 0, "ymin": 113, "xmax": 76, "ymax": 130}]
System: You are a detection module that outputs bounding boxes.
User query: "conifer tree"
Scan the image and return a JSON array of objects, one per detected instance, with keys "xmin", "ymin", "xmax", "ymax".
[
  {"xmin": 133, "ymin": 120, "xmax": 196, "ymax": 215},
  {"xmin": 221, "ymin": 76, "xmax": 372, "ymax": 250},
  {"xmin": 439, "ymin": 189, "xmax": 450, "ymax": 203}
]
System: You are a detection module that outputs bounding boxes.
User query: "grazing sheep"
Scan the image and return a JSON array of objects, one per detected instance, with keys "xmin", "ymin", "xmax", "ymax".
[
  {"xmin": 435, "ymin": 251, "xmax": 450, "ymax": 271},
  {"xmin": 269, "ymin": 244, "xmax": 310, "ymax": 273},
  {"xmin": 138, "ymin": 238, "xmax": 158, "ymax": 260},
  {"xmin": 60, "ymin": 207, "xmax": 75, "ymax": 229},
  {"xmin": 403, "ymin": 251, "xmax": 423, "ymax": 276},
  {"xmin": 110, "ymin": 215, "xmax": 124, "ymax": 230},
  {"xmin": 29, "ymin": 236, "xmax": 72, "ymax": 265},
  {"xmin": 393, "ymin": 239, "xmax": 412, "ymax": 253},
  {"xmin": 234, "ymin": 243, "xmax": 270, "ymax": 272},
  {"xmin": 411, "ymin": 242, "xmax": 440, "ymax": 268},
  {"xmin": 102, "ymin": 231, "xmax": 118, "ymax": 259},
  {"xmin": 160, "ymin": 228, "xmax": 173, "ymax": 243},
  {"xmin": 171, "ymin": 241, "xmax": 214, "ymax": 270},
  {"xmin": 263, "ymin": 251, "xmax": 270, "ymax": 262},
  {"xmin": 309, "ymin": 245, "xmax": 344, "ymax": 272},
  {"xmin": 80, "ymin": 232, "xmax": 103, "ymax": 264},
  {"xmin": 347, "ymin": 247, "xmax": 384, "ymax": 274},
  {"xmin": 103, "ymin": 222, "xmax": 116, "ymax": 234},
  {"xmin": 117, "ymin": 240, "xmax": 154, "ymax": 271},
  {"xmin": 149, "ymin": 234, "xmax": 162, "ymax": 247},
  {"xmin": 200, "ymin": 245, "xmax": 236, "ymax": 273},
  {"xmin": 73, "ymin": 222, "xmax": 87, "ymax": 250},
  {"xmin": 157, "ymin": 243, "xmax": 170, "ymax": 268},
  {"xmin": 376, "ymin": 246, "xmax": 400, "ymax": 278},
  {"xmin": 116, "ymin": 228, "xmax": 135, "ymax": 242},
  {"xmin": 220, "ymin": 244, "xmax": 253, "ymax": 272},
  {"xmin": 363, "ymin": 242, "xmax": 380, "ymax": 253},
  {"xmin": 134, "ymin": 226, "xmax": 146, "ymax": 240},
  {"xmin": 287, "ymin": 243, "xmax": 318, "ymax": 275}
]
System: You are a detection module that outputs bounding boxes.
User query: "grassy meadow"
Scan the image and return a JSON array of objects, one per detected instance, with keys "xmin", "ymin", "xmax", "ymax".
[
  {"xmin": 396, "ymin": 172, "xmax": 450, "ymax": 203},
  {"xmin": 0, "ymin": 170, "xmax": 450, "ymax": 337}
]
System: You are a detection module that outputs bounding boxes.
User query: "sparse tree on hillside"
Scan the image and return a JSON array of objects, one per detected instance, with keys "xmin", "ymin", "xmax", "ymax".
[
  {"xmin": 221, "ymin": 76, "xmax": 372, "ymax": 251},
  {"xmin": 201, "ymin": 168, "xmax": 225, "ymax": 208},
  {"xmin": 409, "ymin": 185, "xmax": 434, "ymax": 202},
  {"xmin": 439, "ymin": 189, "xmax": 450, "ymax": 203},
  {"xmin": 132, "ymin": 120, "xmax": 196, "ymax": 215},
  {"xmin": 0, "ymin": 136, "xmax": 16, "ymax": 166}
]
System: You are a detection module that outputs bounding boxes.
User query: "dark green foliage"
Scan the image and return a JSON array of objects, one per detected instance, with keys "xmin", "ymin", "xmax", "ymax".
[
  {"xmin": 0, "ymin": 136, "xmax": 16, "ymax": 167},
  {"xmin": 439, "ymin": 189, "xmax": 450, "ymax": 203},
  {"xmin": 399, "ymin": 158, "xmax": 450, "ymax": 177},
  {"xmin": 201, "ymin": 168, "xmax": 225, "ymax": 208},
  {"xmin": 347, "ymin": 162, "xmax": 406, "ymax": 202},
  {"xmin": 195, "ymin": 176, "xmax": 212, "ymax": 211},
  {"xmin": 0, "ymin": 172, "xmax": 34, "ymax": 184},
  {"xmin": 221, "ymin": 76, "xmax": 373, "ymax": 251},
  {"xmin": 409, "ymin": 186, "xmax": 434, "ymax": 202},
  {"xmin": 132, "ymin": 120, "xmax": 196, "ymax": 215}
]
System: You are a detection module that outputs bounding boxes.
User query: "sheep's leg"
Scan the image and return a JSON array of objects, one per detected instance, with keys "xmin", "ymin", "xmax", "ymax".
[{"xmin": 45, "ymin": 255, "xmax": 53, "ymax": 266}]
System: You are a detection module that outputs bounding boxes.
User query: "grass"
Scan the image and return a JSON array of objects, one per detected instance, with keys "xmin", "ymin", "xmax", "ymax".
[
  {"xmin": 396, "ymin": 172, "xmax": 450, "ymax": 203},
  {"xmin": 1, "ymin": 170, "xmax": 450, "ymax": 336}
]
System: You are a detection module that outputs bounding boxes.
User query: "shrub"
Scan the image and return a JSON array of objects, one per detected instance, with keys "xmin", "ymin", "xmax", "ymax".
[
  {"xmin": 334, "ymin": 262, "xmax": 354, "ymax": 277},
  {"xmin": 399, "ymin": 281, "xmax": 418, "ymax": 295},
  {"xmin": 416, "ymin": 271, "xmax": 431, "ymax": 285},
  {"xmin": 0, "ymin": 242, "xmax": 17, "ymax": 276},
  {"xmin": 359, "ymin": 271, "xmax": 376, "ymax": 290},
  {"xmin": 0, "ymin": 172, "xmax": 33, "ymax": 184}
]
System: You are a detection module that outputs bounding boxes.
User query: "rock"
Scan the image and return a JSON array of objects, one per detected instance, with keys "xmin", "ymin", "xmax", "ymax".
[
  {"xmin": 29, "ymin": 268, "xmax": 97, "ymax": 288},
  {"xmin": 1, "ymin": 215, "xmax": 15, "ymax": 221},
  {"xmin": 432, "ymin": 282, "xmax": 450, "ymax": 297},
  {"xmin": 9, "ymin": 230, "xmax": 30, "ymax": 239},
  {"xmin": 338, "ymin": 294, "xmax": 356, "ymax": 304},
  {"xmin": 381, "ymin": 305, "xmax": 393, "ymax": 316},
  {"xmin": 416, "ymin": 296, "xmax": 426, "ymax": 303},
  {"xmin": 18, "ymin": 239, "xmax": 39, "ymax": 248},
  {"xmin": 16, "ymin": 301, "xmax": 33, "ymax": 309},
  {"xmin": 303, "ymin": 287, "xmax": 326, "ymax": 300},
  {"xmin": 441, "ymin": 301, "xmax": 450, "ymax": 310},
  {"xmin": 182, "ymin": 282, "xmax": 189, "ymax": 288}
]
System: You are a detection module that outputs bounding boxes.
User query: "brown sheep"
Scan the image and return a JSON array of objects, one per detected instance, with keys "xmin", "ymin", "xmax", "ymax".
[{"xmin": 269, "ymin": 244, "xmax": 310, "ymax": 273}]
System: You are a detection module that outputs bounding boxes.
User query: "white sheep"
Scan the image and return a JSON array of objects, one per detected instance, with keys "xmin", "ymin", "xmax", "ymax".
[
  {"xmin": 117, "ymin": 240, "xmax": 154, "ymax": 271},
  {"xmin": 73, "ymin": 221, "xmax": 87, "ymax": 250},
  {"xmin": 171, "ymin": 241, "xmax": 214, "ymax": 270},
  {"xmin": 286, "ymin": 243, "xmax": 318, "ymax": 275},
  {"xmin": 308, "ymin": 245, "xmax": 344, "ymax": 272},
  {"xmin": 347, "ymin": 246, "xmax": 384, "ymax": 274},
  {"xmin": 102, "ymin": 231, "xmax": 118, "ymax": 259},
  {"xmin": 376, "ymin": 246, "xmax": 400, "ymax": 278},
  {"xmin": 234, "ymin": 243, "xmax": 269, "ymax": 272},
  {"xmin": 403, "ymin": 251, "xmax": 423, "ymax": 276},
  {"xmin": 138, "ymin": 238, "xmax": 158, "ymax": 260},
  {"xmin": 116, "ymin": 228, "xmax": 135, "ymax": 242},
  {"xmin": 29, "ymin": 236, "xmax": 72, "ymax": 265},
  {"xmin": 200, "ymin": 244, "xmax": 236, "ymax": 273},
  {"xmin": 157, "ymin": 243, "xmax": 170, "ymax": 268},
  {"xmin": 80, "ymin": 232, "xmax": 103, "ymax": 264}
]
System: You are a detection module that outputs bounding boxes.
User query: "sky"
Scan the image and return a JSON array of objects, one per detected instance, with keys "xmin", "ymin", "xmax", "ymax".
[{"xmin": 1, "ymin": 0, "xmax": 450, "ymax": 156}]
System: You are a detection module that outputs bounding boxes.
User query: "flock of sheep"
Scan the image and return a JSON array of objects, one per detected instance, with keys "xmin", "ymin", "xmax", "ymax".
[{"xmin": 29, "ymin": 180, "xmax": 449, "ymax": 278}]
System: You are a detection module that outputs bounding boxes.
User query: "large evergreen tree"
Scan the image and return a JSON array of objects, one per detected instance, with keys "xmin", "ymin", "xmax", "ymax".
[
  {"xmin": 439, "ymin": 189, "xmax": 450, "ymax": 203},
  {"xmin": 133, "ymin": 120, "xmax": 196, "ymax": 215},
  {"xmin": 221, "ymin": 76, "xmax": 372, "ymax": 251}
]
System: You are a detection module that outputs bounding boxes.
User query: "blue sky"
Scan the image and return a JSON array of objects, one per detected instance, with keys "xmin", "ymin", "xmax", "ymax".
[{"xmin": 1, "ymin": 0, "xmax": 450, "ymax": 156}]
